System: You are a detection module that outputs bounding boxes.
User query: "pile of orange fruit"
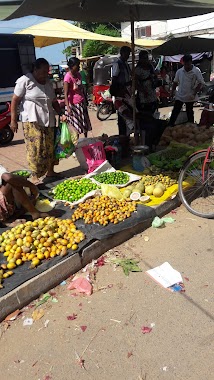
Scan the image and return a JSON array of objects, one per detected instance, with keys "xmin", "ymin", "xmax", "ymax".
[
  {"xmin": 0, "ymin": 217, "xmax": 85, "ymax": 275},
  {"xmin": 72, "ymin": 196, "xmax": 137, "ymax": 226}
]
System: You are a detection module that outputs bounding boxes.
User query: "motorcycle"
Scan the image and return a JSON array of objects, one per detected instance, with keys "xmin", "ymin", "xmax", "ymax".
[
  {"xmin": 0, "ymin": 103, "xmax": 14, "ymax": 145},
  {"xmin": 198, "ymin": 81, "xmax": 214, "ymax": 103},
  {"xmin": 93, "ymin": 56, "xmax": 119, "ymax": 121},
  {"xmin": 96, "ymin": 90, "xmax": 116, "ymax": 121}
]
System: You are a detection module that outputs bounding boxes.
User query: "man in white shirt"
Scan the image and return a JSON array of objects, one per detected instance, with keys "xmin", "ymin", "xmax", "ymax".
[{"xmin": 169, "ymin": 54, "xmax": 204, "ymax": 126}]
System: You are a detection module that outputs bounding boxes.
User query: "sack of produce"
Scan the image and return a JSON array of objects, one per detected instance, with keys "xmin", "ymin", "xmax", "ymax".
[
  {"xmin": 82, "ymin": 141, "xmax": 106, "ymax": 173},
  {"xmin": 55, "ymin": 122, "xmax": 75, "ymax": 159},
  {"xmin": 159, "ymin": 123, "xmax": 213, "ymax": 147}
]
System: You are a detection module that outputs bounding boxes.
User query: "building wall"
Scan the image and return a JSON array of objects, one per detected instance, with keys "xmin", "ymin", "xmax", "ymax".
[
  {"xmin": 167, "ymin": 12, "xmax": 214, "ymax": 37},
  {"xmin": 121, "ymin": 12, "xmax": 214, "ymax": 39},
  {"xmin": 121, "ymin": 21, "xmax": 167, "ymax": 39}
]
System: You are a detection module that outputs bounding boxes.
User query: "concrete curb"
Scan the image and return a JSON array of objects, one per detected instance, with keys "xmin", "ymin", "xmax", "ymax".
[
  {"xmin": 0, "ymin": 253, "xmax": 82, "ymax": 322},
  {"xmin": 0, "ymin": 196, "xmax": 180, "ymax": 322}
]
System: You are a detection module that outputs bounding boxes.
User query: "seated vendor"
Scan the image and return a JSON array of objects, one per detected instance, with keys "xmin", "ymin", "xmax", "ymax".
[{"xmin": 0, "ymin": 165, "xmax": 47, "ymax": 226}]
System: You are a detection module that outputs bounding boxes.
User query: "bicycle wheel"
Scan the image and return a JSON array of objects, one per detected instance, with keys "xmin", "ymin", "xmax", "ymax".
[
  {"xmin": 178, "ymin": 150, "xmax": 214, "ymax": 219},
  {"xmin": 96, "ymin": 102, "xmax": 113, "ymax": 121}
]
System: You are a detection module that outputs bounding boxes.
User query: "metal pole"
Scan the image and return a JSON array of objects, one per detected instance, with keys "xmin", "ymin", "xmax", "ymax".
[
  {"xmin": 78, "ymin": 22, "xmax": 83, "ymax": 57},
  {"xmin": 131, "ymin": 20, "xmax": 138, "ymax": 145}
]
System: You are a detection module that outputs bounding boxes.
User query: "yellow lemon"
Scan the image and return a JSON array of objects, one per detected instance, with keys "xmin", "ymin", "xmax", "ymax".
[
  {"xmin": 31, "ymin": 258, "xmax": 40, "ymax": 267},
  {"xmin": 7, "ymin": 262, "xmax": 16, "ymax": 270},
  {"xmin": 44, "ymin": 251, "xmax": 50, "ymax": 259},
  {"xmin": 28, "ymin": 253, "xmax": 36, "ymax": 261},
  {"xmin": 16, "ymin": 238, "xmax": 23, "ymax": 247},
  {"xmin": 37, "ymin": 253, "xmax": 45, "ymax": 260},
  {"xmin": 5, "ymin": 244, "xmax": 12, "ymax": 251},
  {"xmin": 7, "ymin": 271, "xmax": 13, "ymax": 276}
]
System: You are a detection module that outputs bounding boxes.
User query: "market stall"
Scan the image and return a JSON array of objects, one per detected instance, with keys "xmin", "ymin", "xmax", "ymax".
[
  {"xmin": 2, "ymin": 0, "xmax": 214, "ymax": 321},
  {"xmin": 1, "ymin": 164, "xmax": 163, "ymax": 320},
  {"xmin": 14, "ymin": 18, "xmax": 164, "ymax": 49},
  {"xmin": 0, "ymin": 154, "xmax": 194, "ymax": 297},
  {"xmin": 1, "ymin": 121, "xmax": 213, "ymax": 321},
  {"xmin": 152, "ymin": 37, "xmax": 214, "ymax": 57}
]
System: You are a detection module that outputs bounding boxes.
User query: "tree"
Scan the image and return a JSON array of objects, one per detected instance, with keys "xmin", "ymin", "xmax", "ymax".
[
  {"xmin": 62, "ymin": 40, "xmax": 79, "ymax": 59},
  {"xmin": 75, "ymin": 22, "xmax": 121, "ymax": 32},
  {"xmin": 82, "ymin": 24, "xmax": 120, "ymax": 58},
  {"xmin": 62, "ymin": 23, "xmax": 121, "ymax": 59}
]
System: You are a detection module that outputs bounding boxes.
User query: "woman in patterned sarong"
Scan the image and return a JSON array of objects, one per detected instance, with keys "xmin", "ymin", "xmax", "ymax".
[{"xmin": 64, "ymin": 57, "xmax": 92, "ymax": 144}]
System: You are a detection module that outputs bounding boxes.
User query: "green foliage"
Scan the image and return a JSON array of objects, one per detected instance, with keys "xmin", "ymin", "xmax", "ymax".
[
  {"xmin": 62, "ymin": 40, "xmax": 79, "ymax": 59},
  {"xmin": 62, "ymin": 22, "xmax": 121, "ymax": 59},
  {"xmin": 112, "ymin": 259, "xmax": 142, "ymax": 276},
  {"xmin": 62, "ymin": 46, "xmax": 72, "ymax": 59},
  {"xmin": 75, "ymin": 22, "xmax": 121, "ymax": 32},
  {"xmin": 82, "ymin": 24, "xmax": 120, "ymax": 58}
]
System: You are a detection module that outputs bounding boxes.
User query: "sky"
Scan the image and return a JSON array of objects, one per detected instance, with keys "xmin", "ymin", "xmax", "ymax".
[{"xmin": 0, "ymin": 15, "xmax": 71, "ymax": 64}]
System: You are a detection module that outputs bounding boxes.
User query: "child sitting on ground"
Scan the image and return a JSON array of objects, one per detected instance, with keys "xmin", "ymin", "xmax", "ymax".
[{"xmin": 0, "ymin": 165, "xmax": 47, "ymax": 226}]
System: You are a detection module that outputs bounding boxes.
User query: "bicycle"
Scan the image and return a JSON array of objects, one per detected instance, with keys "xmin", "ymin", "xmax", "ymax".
[{"xmin": 178, "ymin": 130, "xmax": 214, "ymax": 219}]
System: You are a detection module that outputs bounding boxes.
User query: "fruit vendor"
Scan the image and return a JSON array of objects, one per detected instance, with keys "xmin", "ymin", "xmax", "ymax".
[
  {"xmin": 169, "ymin": 54, "xmax": 205, "ymax": 126},
  {"xmin": 0, "ymin": 165, "xmax": 47, "ymax": 226}
]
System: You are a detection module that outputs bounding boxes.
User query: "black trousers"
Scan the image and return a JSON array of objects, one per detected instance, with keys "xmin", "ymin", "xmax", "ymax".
[
  {"xmin": 118, "ymin": 113, "xmax": 127, "ymax": 135},
  {"xmin": 169, "ymin": 100, "xmax": 194, "ymax": 126}
]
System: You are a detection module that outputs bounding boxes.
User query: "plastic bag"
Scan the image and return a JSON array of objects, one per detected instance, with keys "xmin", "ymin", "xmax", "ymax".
[
  {"xmin": 101, "ymin": 184, "xmax": 123, "ymax": 200},
  {"xmin": 55, "ymin": 122, "xmax": 74, "ymax": 159},
  {"xmin": 152, "ymin": 216, "xmax": 175, "ymax": 228},
  {"xmin": 67, "ymin": 277, "xmax": 92, "ymax": 295},
  {"xmin": 76, "ymin": 138, "xmax": 101, "ymax": 170},
  {"xmin": 81, "ymin": 141, "xmax": 106, "ymax": 173}
]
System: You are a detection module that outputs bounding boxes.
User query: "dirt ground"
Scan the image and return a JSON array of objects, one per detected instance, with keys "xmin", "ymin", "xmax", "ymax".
[
  {"xmin": 0, "ymin": 205, "xmax": 213, "ymax": 380},
  {"xmin": 0, "ymin": 106, "xmax": 213, "ymax": 380},
  {"xmin": 0, "ymin": 105, "xmax": 203, "ymax": 173}
]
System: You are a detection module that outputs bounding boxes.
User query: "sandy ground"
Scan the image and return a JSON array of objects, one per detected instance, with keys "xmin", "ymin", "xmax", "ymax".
[
  {"xmin": 0, "ymin": 205, "xmax": 213, "ymax": 380},
  {"xmin": 0, "ymin": 106, "xmax": 213, "ymax": 380}
]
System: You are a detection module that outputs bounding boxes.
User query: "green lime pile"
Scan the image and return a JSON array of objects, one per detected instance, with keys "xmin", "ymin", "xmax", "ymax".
[
  {"xmin": 52, "ymin": 178, "xmax": 99, "ymax": 202},
  {"xmin": 93, "ymin": 171, "xmax": 129, "ymax": 185},
  {"xmin": 14, "ymin": 170, "xmax": 30, "ymax": 177}
]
